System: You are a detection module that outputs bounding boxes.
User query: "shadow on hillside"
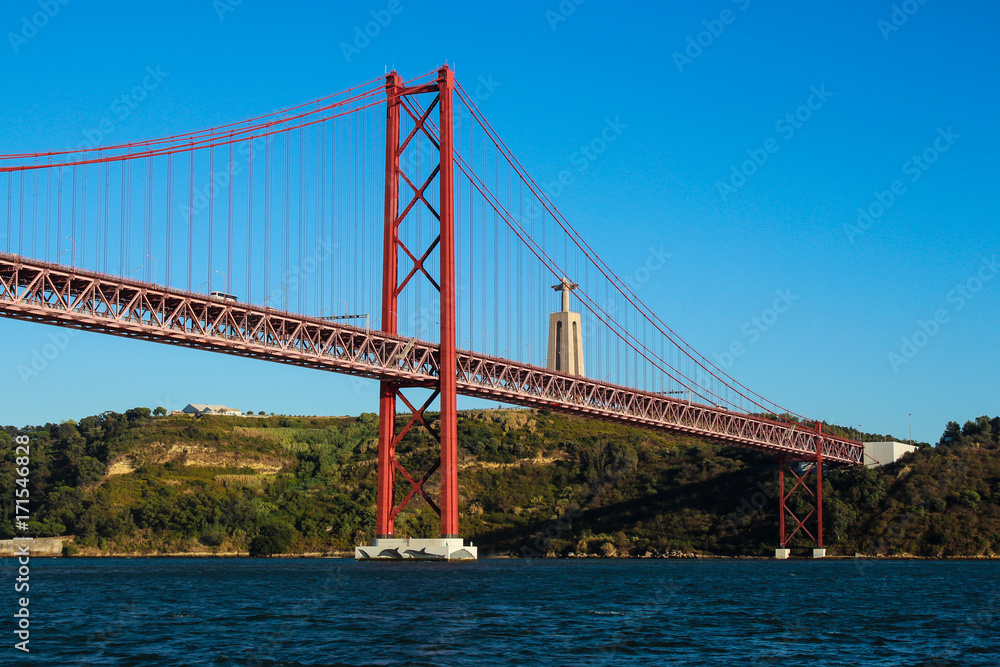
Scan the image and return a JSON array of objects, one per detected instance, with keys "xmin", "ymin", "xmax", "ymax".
[{"xmin": 469, "ymin": 461, "xmax": 780, "ymax": 556}]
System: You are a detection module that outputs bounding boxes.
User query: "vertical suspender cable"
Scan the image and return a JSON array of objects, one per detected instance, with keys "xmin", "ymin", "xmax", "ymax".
[
  {"xmin": 167, "ymin": 153, "xmax": 173, "ymax": 285},
  {"xmin": 228, "ymin": 136, "xmax": 234, "ymax": 295},
  {"xmin": 354, "ymin": 109, "xmax": 360, "ymax": 319},
  {"xmin": 20, "ymin": 170, "xmax": 27, "ymax": 259},
  {"xmin": 208, "ymin": 145, "xmax": 214, "ymax": 291},
  {"xmin": 188, "ymin": 144, "xmax": 194, "ymax": 291},
  {"xmin": 493, "ymin": 150, "xmax": 498, "ymax": 354},
  {"xmin": 127, "ymin": 156, "xmax": 133, "ymax": 278},
  {"xmin": 31, "ymin": 164, "xmax": 38, "ymax": 259},
  {"xmin": 328, "ymin": 118, "xmax": 335, "ymax": 312},
  {"xmin": 146, "ymin": 156, "xmax": 153, "ymax": 280},
  {"xmin": 283, "ymin": 131, "xmax": 290, "ymax": 309},
  {"xmin": 4, "ymin": 172, "xmax": 10, "ymax": 253},
  {"xmin": 103, "ymin": 161, "xmax": 110, "ymax": 272},
  {"xmin": 468, "ymin": 113, "xmax": 474, "ymax": 348},
  {"xmin": 80, "ymin": 165, "xmax": 87, "ymax": 266},
  {"xmin": 319, "ymin": 121, "xmax": 325, "ymax": 312},
  {"xmin": 298, "ymin": 127, "xmax": 305, "ymax": 313},
  {"xmin": 94, "ymin": 162, "xmax": 100, "ymax": 269},
  {"xmin": 45, "ymin": 163, "xmax": 52, "ymax": 260},
  {"xmin": 360, "ymin": 106, "xmax": 365, "ymax": 321},
  {"xmin": 117, "ymin": 163, "xmax": 123, "ymax": 272},
  {"xmin": 506, "ymin": 164, "xmax": 511, "ymax": 354},
  {"xmin": 512, "ymin": 183, "xmax": 529, "ymax": 359},
  {"xmin": 247, "ymin": 133, "xmax": 254, "ymax": 302},
  {"xmin": 265, "ymin": 135, "xmax": 271, "ymax": 302}
]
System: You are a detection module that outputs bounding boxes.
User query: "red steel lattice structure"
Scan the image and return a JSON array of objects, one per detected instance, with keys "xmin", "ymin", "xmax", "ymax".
[{"xmin": 779, "ymin": 454, "xmax": 824, "ymax": 551}]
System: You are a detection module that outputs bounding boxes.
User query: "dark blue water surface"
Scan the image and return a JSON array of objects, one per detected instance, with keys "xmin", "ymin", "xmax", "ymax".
[{"xmin": 6, "ymin": 558, "xmax": 999, "ymax": 666}]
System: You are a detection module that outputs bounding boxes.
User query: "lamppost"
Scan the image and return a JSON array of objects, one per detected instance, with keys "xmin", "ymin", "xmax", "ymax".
[
  {"xmin": 481, "ymin": 332, "xmax": 491, "ymax": 353},
  {"xmin": 214, "ymin": 270, "xmax": 226, "ymax": 293},
  {"xmin": 133, "ymin": 265, "xmax": 144, "ymax": 279},
  {"xmin": 522, "ymin": 342, "xmax": 531, "ymax": 365},
  {"xmin": 63, "ymin": 236, "xmax": 75, "ymax": 268}
]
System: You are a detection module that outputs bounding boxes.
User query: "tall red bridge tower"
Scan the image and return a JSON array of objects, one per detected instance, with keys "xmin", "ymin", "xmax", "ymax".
[{"xmin": 355, "ymin": 66, "xmax": 475, "ymax": 560}]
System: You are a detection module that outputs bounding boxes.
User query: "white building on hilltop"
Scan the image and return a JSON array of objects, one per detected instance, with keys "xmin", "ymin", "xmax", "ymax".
[
  {"xmin": 182, "ymin": 404, "xmax": 242, "ymax": 417},
  {"xmin": 863, "ymin": 441, "xmax": 918, "ymax": 467}
]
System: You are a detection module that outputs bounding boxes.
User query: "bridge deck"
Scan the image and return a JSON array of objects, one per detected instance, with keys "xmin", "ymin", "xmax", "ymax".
[{"xmin": 0, "ymin": 253, "xmax": 863, "ymax": 465}]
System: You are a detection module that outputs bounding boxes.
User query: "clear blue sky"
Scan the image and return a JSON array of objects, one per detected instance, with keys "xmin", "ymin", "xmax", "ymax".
[{"xmin": 1, "ymin": 0, "xmax": 997, "ymax": 444}]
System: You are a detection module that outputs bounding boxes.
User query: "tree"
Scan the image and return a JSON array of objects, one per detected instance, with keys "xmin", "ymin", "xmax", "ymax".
[
  {"xmin": 249, "ymin": 521, "xmax": 297, "ymax": 557},
  {"xmin": 960, "ymin": 490, "xmax": 981, "ymax": 509},
  {"xmin": 75, "ymin": 456, "xmax": 106, "ymax": 486},
  {"xmin": 97, "ymin": 412, "xmax": 125, "ymax": 441},
  {"xmin": 200, "ymin": 525, "xmax": 225, "ymax": 547},
  {"xmin": 940, "ymin": 421, "xmax": 961, "ymax": 446},
  {"xmin": 975, "ymin": 416, "xmax": 993, "ymax": 440},
  {"xmin": 153, "ymin": 407, "xmax": 167, "ymax": 416},
  {"xmin": 125, "ymin": 407, "xmax": 152, "ymax": 423}
]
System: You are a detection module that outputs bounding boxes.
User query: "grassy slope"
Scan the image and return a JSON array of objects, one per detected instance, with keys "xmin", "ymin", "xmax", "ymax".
[{"xmin": 2, "ymin": 409, "xmax": 998, "ymax": 557}]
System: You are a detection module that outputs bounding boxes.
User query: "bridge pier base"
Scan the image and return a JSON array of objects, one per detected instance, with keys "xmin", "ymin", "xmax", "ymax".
[
  {"xmin": 355, "ymin": 537, "xmax": 477, "ymax": 561},
  {"xmin": 774, "ymin": 548, "xmax": 790, "ymax": 560}
]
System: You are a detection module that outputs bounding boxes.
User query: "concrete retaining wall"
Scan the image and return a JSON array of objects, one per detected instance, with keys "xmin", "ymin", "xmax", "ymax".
[{"xmin": 0, "ymin": 537, "xmax": 65, "ymax": 556}]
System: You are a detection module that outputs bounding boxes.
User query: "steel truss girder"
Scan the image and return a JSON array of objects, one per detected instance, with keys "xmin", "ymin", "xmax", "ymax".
[
  {"xmin": 0, "ymin": 253, "xmax": 438, "ymax": 382},
  {"xmin": 454, "ymin": 353, "xmax": 863, "ymax": 465},
  {"xmin": 0, "ymin": 252, "xmax": 864, "ymax": 466}
]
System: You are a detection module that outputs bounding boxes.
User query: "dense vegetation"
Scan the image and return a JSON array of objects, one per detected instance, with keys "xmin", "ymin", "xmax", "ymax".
[{"xmin": 2, "ymin": 408, "xmax": 998, "ymax": 558}]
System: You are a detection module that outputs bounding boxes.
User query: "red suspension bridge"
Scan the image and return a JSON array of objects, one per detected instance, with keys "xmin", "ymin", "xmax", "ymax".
[{"xmin": 0, "ymin": 66, "xmax": 862, "ymax": 559}]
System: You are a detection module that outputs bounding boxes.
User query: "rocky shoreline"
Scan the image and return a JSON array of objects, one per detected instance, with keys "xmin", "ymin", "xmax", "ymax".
[{"xmin": 5, "ymin": 546, "xmax": 998, "ymax": 560}]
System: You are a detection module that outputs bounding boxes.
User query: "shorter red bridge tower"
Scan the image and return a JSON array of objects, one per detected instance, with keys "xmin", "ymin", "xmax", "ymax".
[{"xmin": 774, "ymin": 423, "xmax": 827, "ymax": 559}]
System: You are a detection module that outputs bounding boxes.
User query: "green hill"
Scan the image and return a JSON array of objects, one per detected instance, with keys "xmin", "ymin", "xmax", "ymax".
[{"xmin": 2, "ymin": 408, "xmax": 998, "ymax": 557}]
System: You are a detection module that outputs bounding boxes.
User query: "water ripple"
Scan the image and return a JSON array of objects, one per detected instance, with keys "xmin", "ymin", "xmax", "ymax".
[{"xmin": 17, "ymin": 558, "xmax": 1000, "ymax": 665}]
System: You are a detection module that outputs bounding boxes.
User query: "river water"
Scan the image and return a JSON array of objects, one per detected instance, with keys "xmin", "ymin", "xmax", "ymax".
[{"xmin": 8, "ymin": 558, "xmax": 999, "ymax": 665}]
